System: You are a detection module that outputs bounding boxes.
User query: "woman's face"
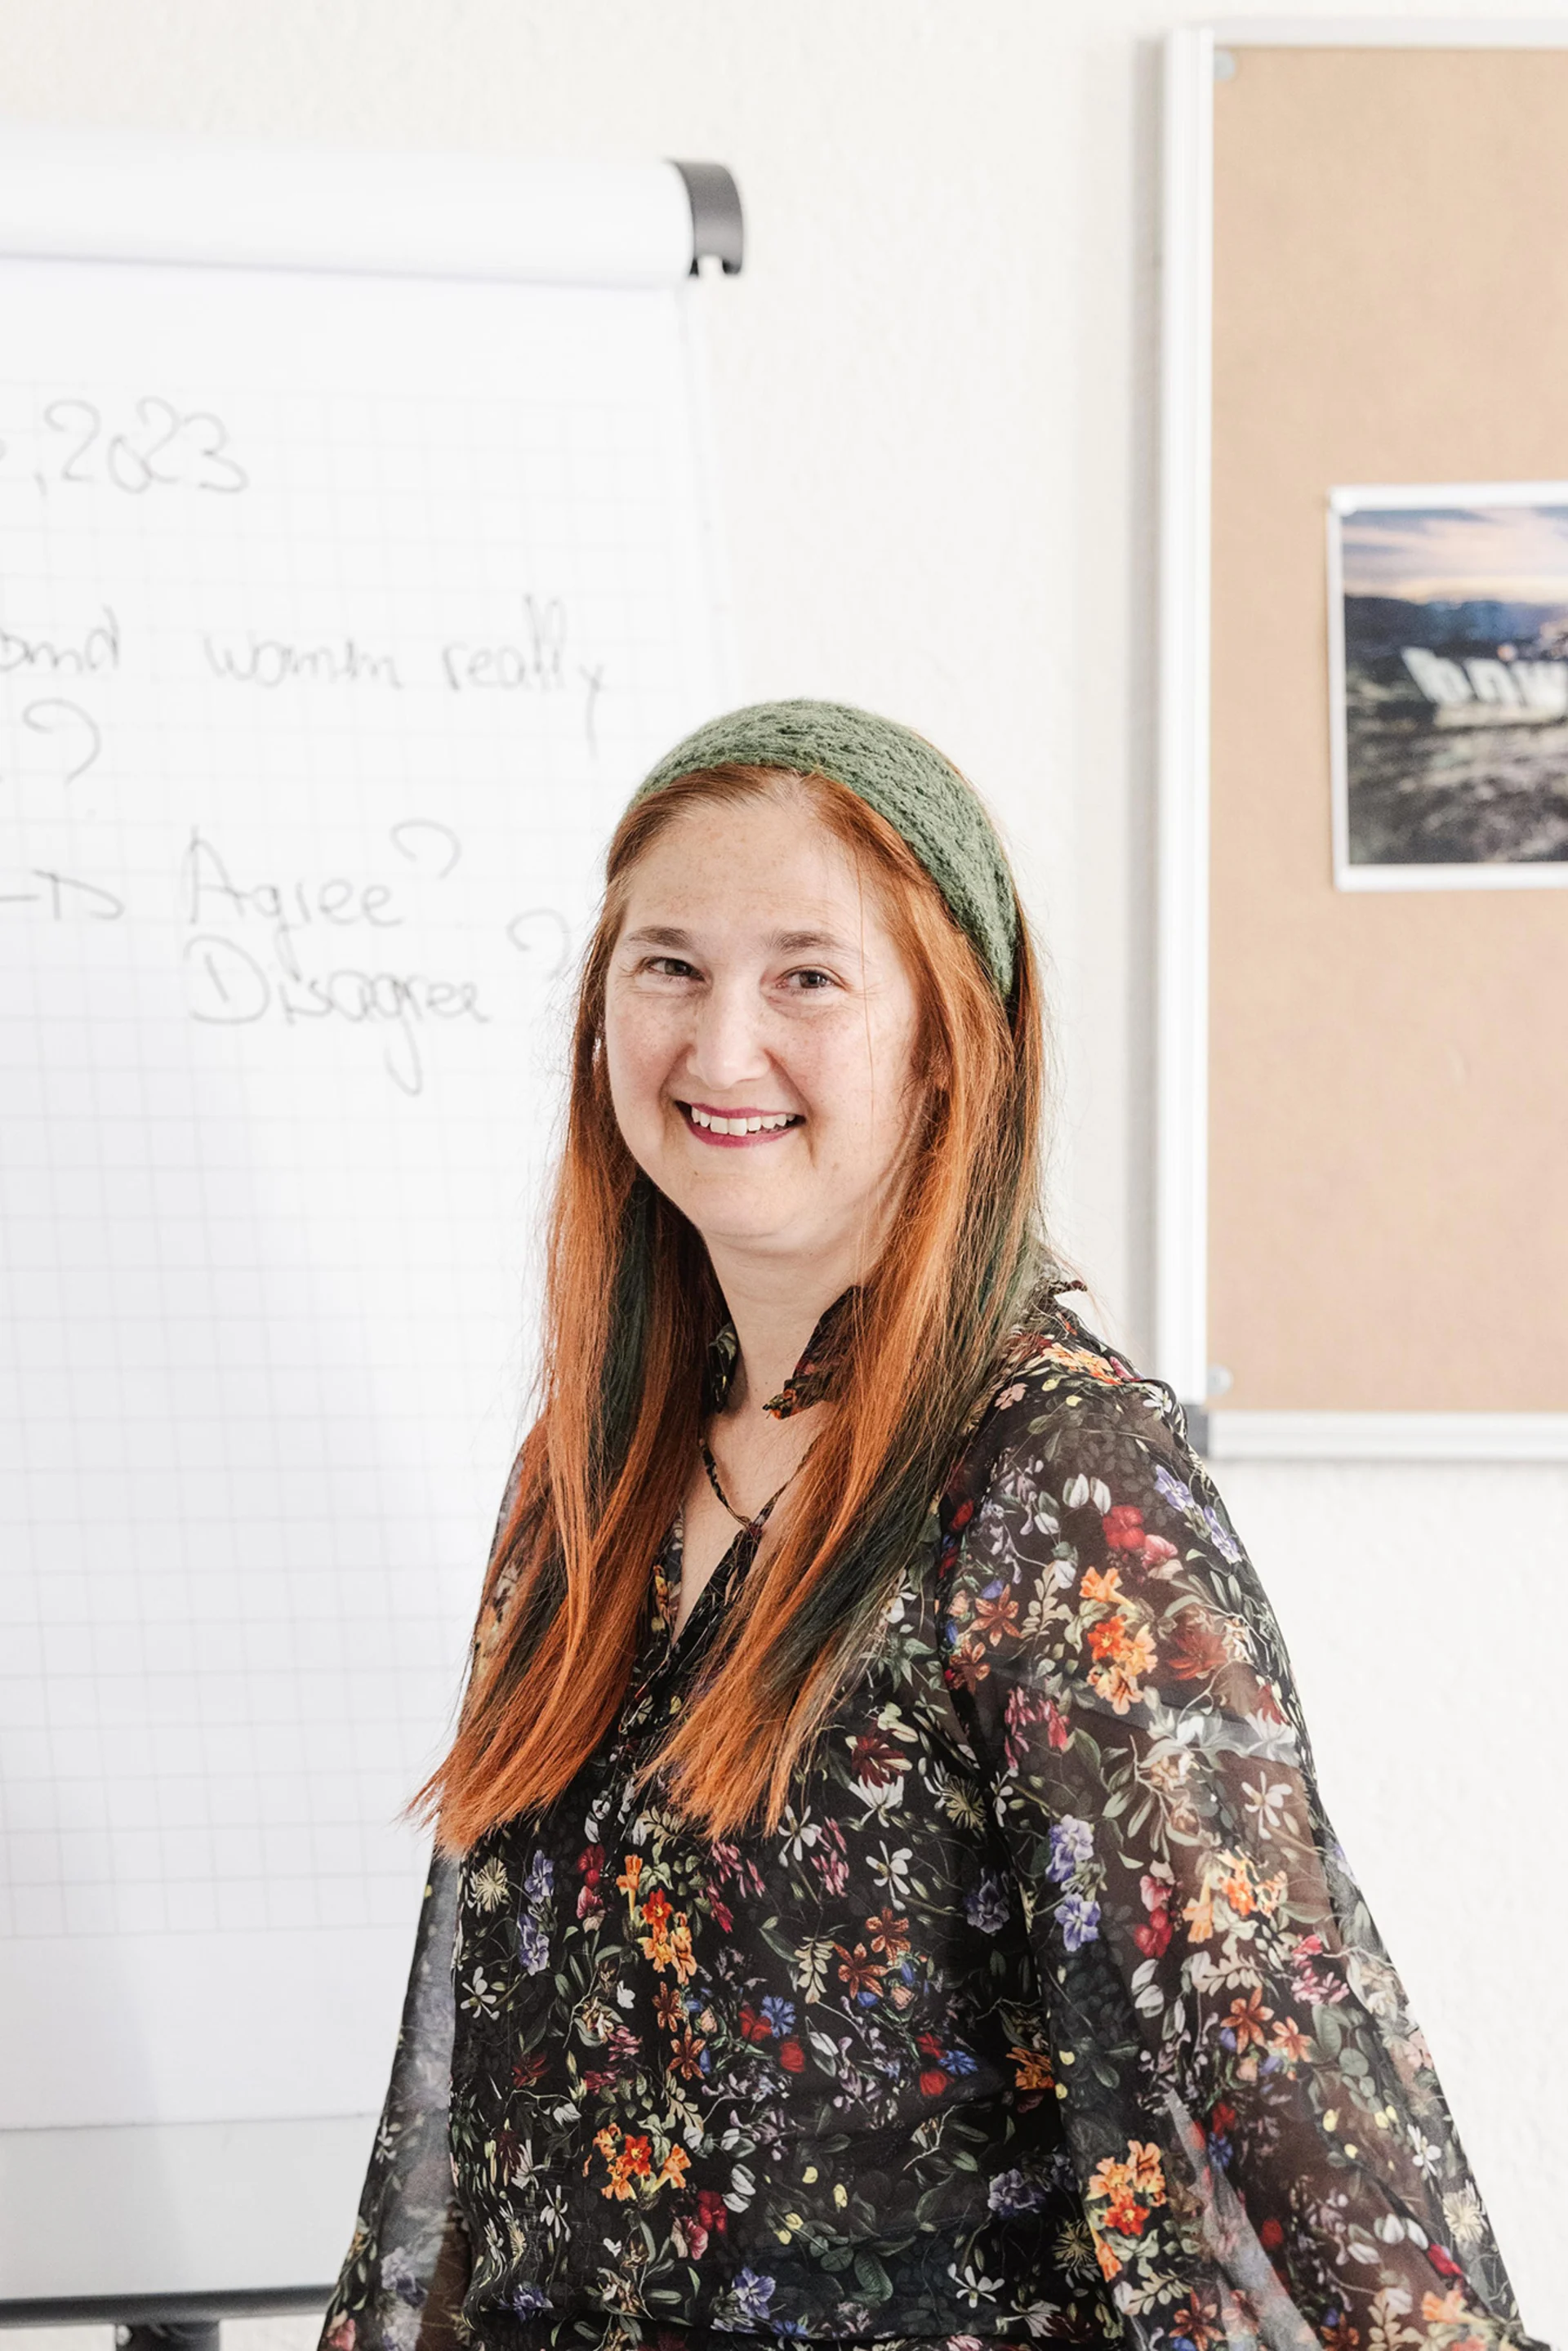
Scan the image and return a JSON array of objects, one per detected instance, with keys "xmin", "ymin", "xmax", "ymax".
[{"xmin": 604, "ymin": 788, "xmax": 923, "ymax": 1279}]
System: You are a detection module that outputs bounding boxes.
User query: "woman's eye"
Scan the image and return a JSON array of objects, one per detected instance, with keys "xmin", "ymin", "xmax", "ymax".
[
  {"xmin": 785, "ymin": 968, "xmax": 835, "ymax": 991},
  {"xmin": 644, "ymin": 956, "xmax": 698, "ymax": 979}
]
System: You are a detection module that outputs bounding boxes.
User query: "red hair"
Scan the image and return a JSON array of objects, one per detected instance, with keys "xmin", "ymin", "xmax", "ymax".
[{"xmin": 418, "ymin": 764, "xmax": 1052, "ymax": 1846}]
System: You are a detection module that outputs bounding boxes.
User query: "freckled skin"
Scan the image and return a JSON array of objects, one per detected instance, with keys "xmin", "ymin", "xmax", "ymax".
[
  {"xmin": 604, "ymin": 790, "xmax": 920, "ymax": 1271},
  {"xmin": 602, "ymin": 786, "xmax": 924, "ymax": 1622}
]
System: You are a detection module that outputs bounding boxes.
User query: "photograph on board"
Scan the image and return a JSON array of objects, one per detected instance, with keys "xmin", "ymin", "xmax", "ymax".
[{"xmin": 1330, "ymin": 483, "xmax": 1568, "ymax": 888}]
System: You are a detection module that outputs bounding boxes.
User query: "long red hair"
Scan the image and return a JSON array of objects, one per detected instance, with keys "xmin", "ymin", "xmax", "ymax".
[{"xmin": 418, "ymin": 762, "xmax": 1054, "ymax": 1847}]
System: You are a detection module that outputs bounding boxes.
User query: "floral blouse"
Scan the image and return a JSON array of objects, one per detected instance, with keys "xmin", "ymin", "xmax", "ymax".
[{"xmin": 321, "ymin": 1289, "xmax": 1542, "ymax": 2351}]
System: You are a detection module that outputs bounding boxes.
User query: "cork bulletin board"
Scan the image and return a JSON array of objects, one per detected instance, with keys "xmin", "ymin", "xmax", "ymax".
[{"xmin": 1157, "ymin": 28, "xmax": 1568, "ymax": 1457}]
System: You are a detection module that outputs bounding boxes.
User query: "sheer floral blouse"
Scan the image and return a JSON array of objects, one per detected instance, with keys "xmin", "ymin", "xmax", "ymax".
[{"xmin": 320, "ymin": 1287, "xmax": 1540, "ymax": 2351}]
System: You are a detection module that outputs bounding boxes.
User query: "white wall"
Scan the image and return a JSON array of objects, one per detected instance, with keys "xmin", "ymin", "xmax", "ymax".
[{"xmin": 0, "ymin": 0, "xmax": 1560, "ymax": 2340}]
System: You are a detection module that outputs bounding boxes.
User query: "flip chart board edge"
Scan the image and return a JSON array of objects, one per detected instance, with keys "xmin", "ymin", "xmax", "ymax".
[{"xmin": 0, "ymin": 136, "xmax": 742, "ymax": 2320}]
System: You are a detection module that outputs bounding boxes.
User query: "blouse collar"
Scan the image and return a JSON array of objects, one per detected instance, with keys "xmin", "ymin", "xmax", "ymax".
[{"xmin": 704, "ymin": 1286, "xmax": 857, "ymax": 1420}]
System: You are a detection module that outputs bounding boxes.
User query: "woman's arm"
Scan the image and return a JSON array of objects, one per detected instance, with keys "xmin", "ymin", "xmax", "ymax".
[
  {"xmin": 938, "ymin": 1347, "xmax": 1544, "ymax": 2351},
  {"xmin": 318, "ymin": 1854, "xmax": 470, "ymax": 2351}
]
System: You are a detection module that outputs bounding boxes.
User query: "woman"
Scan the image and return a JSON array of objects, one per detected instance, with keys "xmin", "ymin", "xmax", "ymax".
[{"xmin": 322, "ymin": 702, "xmax": 1539, "ymax": 2351}]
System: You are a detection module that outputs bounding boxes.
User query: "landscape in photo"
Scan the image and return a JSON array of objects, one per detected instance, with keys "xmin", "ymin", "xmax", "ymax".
[{"xmin": 1340, "ymin": 498, "xmax": 1568, "ymax": 870}]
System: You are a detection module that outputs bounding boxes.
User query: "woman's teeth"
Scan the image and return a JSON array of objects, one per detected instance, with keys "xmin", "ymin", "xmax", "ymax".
[{"xmin": 684, "ymin": 1106, "xmax": 801, "ymax": 1134}]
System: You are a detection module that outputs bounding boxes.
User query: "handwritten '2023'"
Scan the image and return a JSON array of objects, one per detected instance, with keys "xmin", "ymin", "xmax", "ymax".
[{"xmin": 0, "ymin": 396, "xmax": 249, "ymax": 496}]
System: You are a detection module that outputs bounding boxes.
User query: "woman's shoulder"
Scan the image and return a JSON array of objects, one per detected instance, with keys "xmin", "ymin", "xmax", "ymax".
[
  {"xmin": 947, "ymin": 1277, "xmax": 1197, "ymax": 1502},
  {"xmin": 932, "ymin": 1278, "xmax": 1298, "ymax": 1741},
  {"xmin": 940, "ymin": 1281, "xmax": 1245, "ymax": 1588}
]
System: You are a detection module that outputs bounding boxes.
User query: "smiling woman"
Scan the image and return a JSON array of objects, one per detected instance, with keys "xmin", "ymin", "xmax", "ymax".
[
  {"xmin": 602, "ymin": 778, "xmax": 931, "ymax": 1635},
  {"xmin": 321, "ymin": 702, "xmax": 1541, "ymax": 2351}
]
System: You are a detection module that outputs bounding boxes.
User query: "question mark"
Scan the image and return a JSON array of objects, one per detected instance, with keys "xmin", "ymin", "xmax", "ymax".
[
  {"xmin": 23, "ymin": 697, "xmax": 101, "ymax": 783},
  {"xmin": 505, "ymin": 908, "xmax": 572, "ymax": 981},
  {"xmin": 389, "ymin": 820, "xmax": 461, "ymax": 879}
]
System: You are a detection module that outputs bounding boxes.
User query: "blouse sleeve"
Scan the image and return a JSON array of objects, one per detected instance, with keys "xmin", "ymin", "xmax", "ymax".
[
  {"xmin": 938, "ymin": 1356, "xmax": 1546, "ymax": 2351},
  {"xmin": 318, "ymin": 1852, "xmax": 471, "ymax": 2351},
  {"xmin": 319, "ymin": 1451, "xmax": 530, "ymax": 2351}
]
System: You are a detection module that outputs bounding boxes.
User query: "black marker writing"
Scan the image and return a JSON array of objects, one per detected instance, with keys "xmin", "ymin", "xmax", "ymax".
[
  {"xmin": 440, "ymin": 594, "xmax": 567, "ymax": 692},
  {"xmin": 203, "ymin": 635, "xmax": 403, "ymax": 689},
  {"xmin": 183, "ymin": 928, "xmax": 488, "ymax": 1094},
  {"xmin": 579, "ymin": 662, "xmax": 606, "ymax": 756},
  {"xmin": 23, "ymin": 698, "xmax": 102, "ymax": 782},
  {"xmin": 181, "ymin": 829, "xmax": 403, "ymax": 981},
  {"xmin": 505, "ymin": 907, "xmax": 572, "ymax": 981},
  {"xmin": 184, "ymin": 933, "xmax": 271, "ymax": 1022},
  {"xmin": 0, "ymin": 606, "xmax": 118, "ymax": 676},
  {"xmin": 389, "ymin": 821, "xmax": 461, "ymax": 880},
  {"xmin": 36, "ymin": 395, "xmax": 248, "ymax": 495},
  {"xmin": 0, "ymin": 866, "xmax": 125, "ymax": 920}
]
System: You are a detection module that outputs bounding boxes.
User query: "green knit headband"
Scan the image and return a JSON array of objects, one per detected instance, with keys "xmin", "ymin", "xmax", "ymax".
[{"xmin": 629, "ymin": 698, "xmax": 1019, "ymax": 1000}]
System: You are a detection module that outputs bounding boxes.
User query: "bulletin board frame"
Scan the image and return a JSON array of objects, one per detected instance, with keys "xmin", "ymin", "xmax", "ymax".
[{"xmin": 1156, "ymin": 20, "xmax": 1568, "ymax": 1461}]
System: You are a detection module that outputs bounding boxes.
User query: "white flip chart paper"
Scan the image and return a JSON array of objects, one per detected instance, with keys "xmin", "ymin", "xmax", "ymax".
[{"xmin": 0, "ymin": 243, "xmax": 728, "ymax": 2159}]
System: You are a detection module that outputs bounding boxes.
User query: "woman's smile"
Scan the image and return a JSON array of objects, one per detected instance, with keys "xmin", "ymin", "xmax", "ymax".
[
  {"xmin": 603, "ymin": 787, "xmax": 920, "ymax": 1266},
  {"xmin": 676, "ymin": 1098, "xmax": 805, "ymax": 1146}
]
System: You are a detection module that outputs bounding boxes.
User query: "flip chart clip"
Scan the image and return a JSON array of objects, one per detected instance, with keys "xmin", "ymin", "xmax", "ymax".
[{"xmin": 671, "ymin": 160, "xmax": 744, "ymax": 276}]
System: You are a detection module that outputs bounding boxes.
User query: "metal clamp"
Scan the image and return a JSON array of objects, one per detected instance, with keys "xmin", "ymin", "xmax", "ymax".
[{"xmin": 670, "ymin": 161, "xmax": 743, "ymax": 276}]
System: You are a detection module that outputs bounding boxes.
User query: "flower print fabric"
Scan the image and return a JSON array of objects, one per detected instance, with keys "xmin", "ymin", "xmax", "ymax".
[{"xmin": 322, "ymin": 1292, "xmax": 1544, "ymax": 2351}]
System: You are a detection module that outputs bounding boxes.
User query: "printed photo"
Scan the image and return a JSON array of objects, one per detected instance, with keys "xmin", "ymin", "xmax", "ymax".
[{"xmin": 1330, "ymin": 485, "xmax": 1568, "ymax": 887}]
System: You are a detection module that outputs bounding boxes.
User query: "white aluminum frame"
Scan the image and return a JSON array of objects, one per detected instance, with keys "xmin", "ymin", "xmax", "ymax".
[{"xmin": 1156, "ymin": 20, "xmax": 1568, "ymax": 1463}]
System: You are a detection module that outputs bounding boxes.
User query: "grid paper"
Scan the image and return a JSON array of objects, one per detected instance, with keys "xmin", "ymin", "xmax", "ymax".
[{"xmin": 0, "ymin": 256, "xmax": 727, "ymax": 2129}]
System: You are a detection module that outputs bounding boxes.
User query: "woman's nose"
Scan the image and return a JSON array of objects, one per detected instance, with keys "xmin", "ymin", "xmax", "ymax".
[{"xmin": 684, "ymin": 976, "xmax": 770, "ymax": 1085}]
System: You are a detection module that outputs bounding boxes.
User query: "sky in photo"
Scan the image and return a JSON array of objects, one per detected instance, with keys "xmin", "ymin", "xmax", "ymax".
[{"xmin": 1340, "ymin": 498, "xmax": 1568, "ymax": 600}]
